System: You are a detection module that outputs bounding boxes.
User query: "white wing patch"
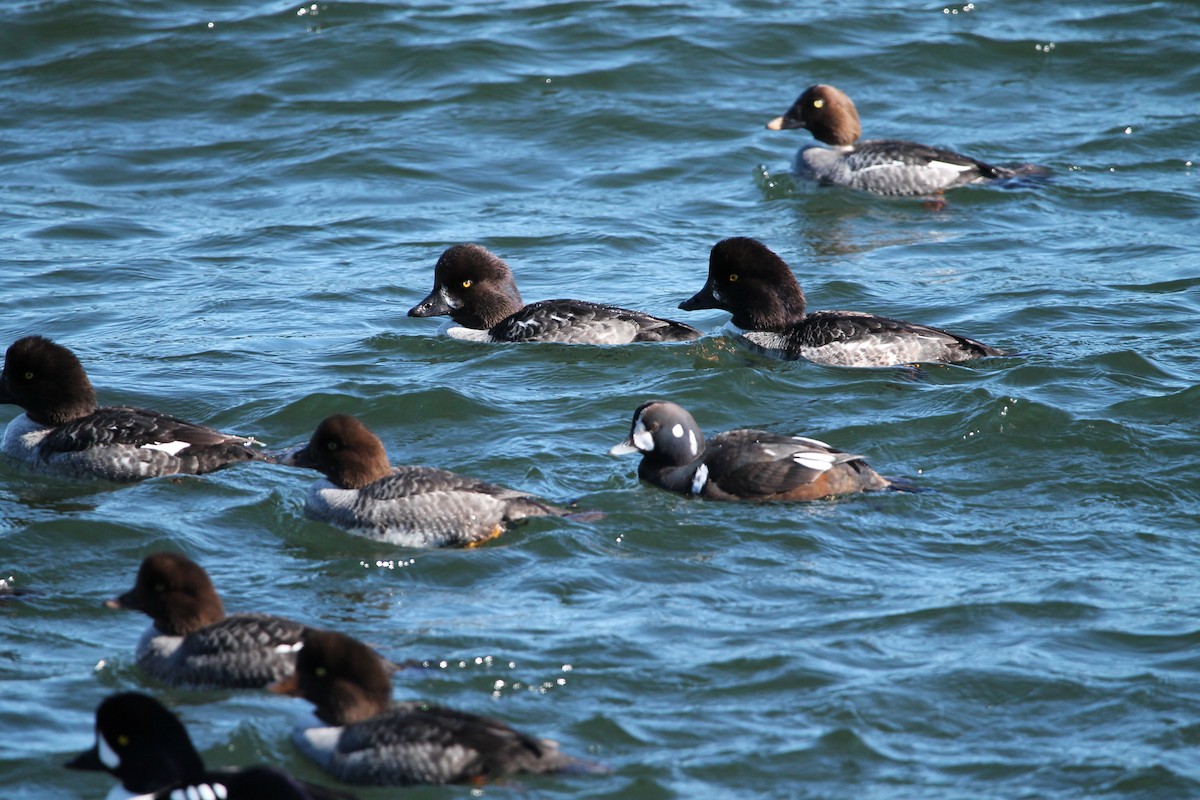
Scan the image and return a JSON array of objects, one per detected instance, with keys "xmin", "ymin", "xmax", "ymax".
[
  {"xmin": 140, "ymin": 441, "xmax": 191, "ymax": 456},
  {"xmin": 791, "ymin": 435, "xmax": 833, "ymax": 449},
  {"xmin": 690, "ymin": 463, "xmax": 709, "ymax": 495},
  {"xmin": 793, "ymin": 451, "xmax": 837, "ymax": 472},
  {"xmin": 274, "ymin": 641, "xmax": 304, "ymax": 654}
]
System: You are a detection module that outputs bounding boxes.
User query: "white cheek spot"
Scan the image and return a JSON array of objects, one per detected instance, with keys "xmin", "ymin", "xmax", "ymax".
[
  {"xmin": 140, "ymin": 440, "xmax": 191, "ymax": 456},
  {"xmin": 794, "ymin": 452, "xmax": 835, "ymax": 472},
  {"xmin": 97, "ymin": 732, "xmax": 120, "ymax": 769},
  {"xmin": 631, "ymin": 420, "xmax": 654, "ymax": 452},
  {"xmin": 690, "ymin": 463, "xmax": 709, "ymax": 495},
  {"xmin": 688, "ymin": 429, "xmax": 698, "ymax": 456},
  {"xmin": 671, "ymin": 423, "xmax": 684, "ymax": 438},
  {"xmin": 274, "ymin": 641, "xmax": 304, "ymax": 654},
  {"xmin": 441, "ymin": 286, "xmax": 461, "ymax": 310}
]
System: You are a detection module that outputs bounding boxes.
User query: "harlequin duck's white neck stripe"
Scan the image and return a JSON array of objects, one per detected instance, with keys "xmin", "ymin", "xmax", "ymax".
[
  {"xmin": 690, "ymin": 463, "xmax": 709, "ymax": 495},
  {"xmin": 97, "ymin": 730, "xmax": 121, "ymax": 769},
  {"xmin": 631, "ymin": 419, "xmax": 654, "ymax": 452},
  {"xmin": 140, "ymin": 441, "xmax": 191, "ymax": 456}
]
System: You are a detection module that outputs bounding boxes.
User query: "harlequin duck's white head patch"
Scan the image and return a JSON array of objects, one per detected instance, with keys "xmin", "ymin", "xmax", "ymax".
[
  {"xmin": 609, "ymin": 417, "xmax": 653, "ymax": 455},
  {"xmin": 671, "ymin": 423, "xmax": 684, "ymax": 438},
  {"xmin": 688, "ymin": 429, "xmax": 699, "ymax": 456},
  {"xmin": 631, "ymin": 419, "xmax": 655, "ymax": 452}
]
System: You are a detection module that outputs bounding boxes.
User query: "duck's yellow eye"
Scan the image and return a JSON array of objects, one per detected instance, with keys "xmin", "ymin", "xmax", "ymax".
[
  {"xmin": 461, "ymin": 279, "xmax": 472, "ymax": 289},
  {"xmin": 117, "ymin": 735, "xmax": 129, "ymax": 747},
  {"xmin": 24, "ymin": 372, "xmax": 33, "ymax": 380},
  {"xmin": 728, "ymin": 273, "xmax": 738, "ymax": 282},
  {"xmin": 813, "ymin": 98, "xmax": 825, "ymax": 109},
  {"xmin": 315, "ymin": 666, "xmax": 327, "ymax": 678}
]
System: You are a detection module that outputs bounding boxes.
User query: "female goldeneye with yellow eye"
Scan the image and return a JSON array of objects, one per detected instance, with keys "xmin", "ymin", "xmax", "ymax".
[
  {"xmin": 67, "ymin": 691, "xmax": 356, "ymax": 800},
  {"xmin": 767, "ymin": 83, "xmax": 1033, "ymax": 196},
  {"xmin": 105, "ymin": 552, "xmax": 306, "ymax": 690},
  {"xmin": 407, "ymin": 243, "xmax": 701, "ymax": 344},
  {"xmin": 610, "ymin": 400, "xmax": 906, "ymax": 501},
  {"xmin": 0, "ymin": 335, "xmax": 269, "ymax": 481},
  {"xmin": 269, "ymin": 627, "xmax": 604, "ymax": 786},
  {"xmin": 679, "ymin": 237, "xmax": 1009, "ymax": 367},
  {"xmin": 284, "ymin": 414, "xmax": 586, "ymax": 548}
]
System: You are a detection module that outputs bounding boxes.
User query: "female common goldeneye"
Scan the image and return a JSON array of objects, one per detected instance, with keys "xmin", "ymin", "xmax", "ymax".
[
  {"xmin": 0, "ymin": 335, "xmax": 269, "ymax": 481},
  {"xmin": 407, "ymin": 243, "xmax": 701, "ymax": 344},
  {"xmin": 269, "ymin": 627, "xmax": 602, "ymax": 786},
  {"xmin": 106, "ymin": 552, "xmax": 306, "ymax": 690},
  {"xmin": 766, "ymin": 83, "xmax": 1026, "ymax": 196},
  {"xmin": 284, "ymin": 414, "xmax": 581, "ymax": 548},
  {"xmin": 610, "ymin": 400, "xmax": 903, "ymax": 501},
  {"xmin": 679, "ymin": 237, "xmax": 1008, "ymax": 367},
  {"xmin": 67, "ymin": 691, "xmax": 356, "ymax": 800}
]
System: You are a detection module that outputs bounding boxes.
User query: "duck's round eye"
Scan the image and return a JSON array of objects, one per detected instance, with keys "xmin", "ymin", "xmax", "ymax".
[
  {"xmin": 327, "ymin": 441, "xmax": 338, "ymax": 451},
  {"xmin": 117, "ymin": 735, "xmax": 129, "ymax": 748},
  {"xmin": 812, "ymin": 98, "xmax": 825, "ymax": 109},
  {"xmin": 728, "ymin": 273, "xmax": 738, "ymax": 282},
  {"xmin": 24, "ymin": 371, "xmax": 33, "ymax": 380},
  {"xmin": 315, "ymin": 666, "xmax": 327, "ymax": 678},
  {"xmin": 461, "ymin": 279, "xmax": 472, "ymax": 289}
]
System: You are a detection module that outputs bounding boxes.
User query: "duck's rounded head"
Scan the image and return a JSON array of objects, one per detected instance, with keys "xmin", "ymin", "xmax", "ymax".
[
  {"xmin": 766, "ymin": 84, "xmax": 862, "ymax": 147},
  {"xmin": 610, "ymin": 400, "xmax": 704, "ymax": 467}
]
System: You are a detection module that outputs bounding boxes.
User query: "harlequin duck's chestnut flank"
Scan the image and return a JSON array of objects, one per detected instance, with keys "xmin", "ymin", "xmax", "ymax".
[
  {"xmin": 0, "ymin": 335, "xmax": 270, "ymax": 481},
  {"xmin": 106, "ymin": 551, "xmax": 306, "ymax": 689},
  {"xmin": 67, "ymin": 691, "xmax": 357, "ymax": 800},
  {"xmin": 767, "ymin": 84, "xmax": 1043, "ymax": 196},
  {"xmin": 408, "ymin": 243, "xmax": 701, "ymax": 344},
  {"xmin": 283, "ymin": 414, "xmax": 586, "ymax": 548},
  {"xmin": 680, "ymin": 237, "xmax": 1009, "ymax": 368},
  {"xmin": 268, "ymin": 627, "xmax": 605, "ymax": 786},
  {"xmin": 610, "ymin": 400, "xmax": 909, "ymax": 501}
]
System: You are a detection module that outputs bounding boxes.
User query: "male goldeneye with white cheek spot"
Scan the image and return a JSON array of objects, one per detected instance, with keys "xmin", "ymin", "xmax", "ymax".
[
  {"xmin": 680, "ymin": 237, "xmax": 1009, "ymax": 368},
  {"xmin": 610, "ymin": 400, "xmax": 906, "ymax": 501},
  {"xmin": 67, "ymin": 691, "xmax": 357, "ymax": 800},
  {"xmin": 407, "ymin": 243, "xmax": 701, "ymax": 344},
  {"xmin": 767, "ymin": 83, "xmax": 1039, "ymax": 197},
  {"xmin": 0, "ymin": 336, "xmax": 269, "ymax": 481}
]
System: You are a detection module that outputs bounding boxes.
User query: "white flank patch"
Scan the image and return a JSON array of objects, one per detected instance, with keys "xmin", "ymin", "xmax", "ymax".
[
  {"xmin": 688, "ymin": 429, "xmax": 698, "ymax": 456},
  {"xmin": 794, "ymin": 452, "xmax": 836, "ymax": 472},
  {"xmin": 929, "ymin": 159, "xmax": 974, "ymax": 174},
  {"xmin": 274, "ymin": 641, "xmax": 304, "ymax": 654},
  {"xmin": 140, "ymin": 440, "xmax": 191, "ymax": 456},
  {"xmin": 671, "ymin": 423, "xmax": 684, "ymax": 438},
  {"xmin": 97, "ymin": 731, "xmax": 121, "ymax": 769},
  {"xmin": 631, "ymin": 419, "xmax": 654, "ymax": 452},
  {"xmin": 690, "ymin": 463, "xmax": 709, "ymax": 495}
]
